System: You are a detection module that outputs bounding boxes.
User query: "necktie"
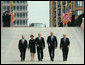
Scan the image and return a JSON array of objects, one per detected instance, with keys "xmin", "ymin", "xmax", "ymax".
[
  {"xmin": 64, "ymin": 38, "xmax": 66, "ymax": 42},
  {"xmin": 51, "ymin": 36, "xmax": 53, "ymax": 41},
  {"xmin": 39, "ymin": 37, "xmax": 41, "ymax": 40}
]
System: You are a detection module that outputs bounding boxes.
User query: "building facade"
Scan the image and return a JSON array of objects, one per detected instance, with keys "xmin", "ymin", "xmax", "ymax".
[
  {"xmin": 71, "ymin": 1, "xmax": 84, "ymax": 19},
  {"xmin": 1, "ymin": 1, "xmax": 28, "ymax": 27},
  {"xmin": 50, "ymin": 1, "xmax": 84, "ymax": 27}
]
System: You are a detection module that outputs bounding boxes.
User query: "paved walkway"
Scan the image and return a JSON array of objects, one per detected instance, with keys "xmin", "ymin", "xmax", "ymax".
[{"xmin": 1, "ymin": 27, "xmax": 84, "ymax": 64}]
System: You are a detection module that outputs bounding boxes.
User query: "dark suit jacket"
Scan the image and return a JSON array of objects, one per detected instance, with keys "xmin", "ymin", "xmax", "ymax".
[
  {"xmin": 35, "ymin": 37, "xmax": 45, "ymax": 48},
  {"xmin": 60, "ymin": 38, "xmax": 70, "ymax": 48},
  {"xmin": 18, "ymin": 39, "xmax": 27, "ymax": 51},
  {"xmin": 47, "ymin": 36, "xmax": 57, "ymax": 48},
  {"xmin": 3, "ymin": 14, "xmax": 11, "ymax": 27}
]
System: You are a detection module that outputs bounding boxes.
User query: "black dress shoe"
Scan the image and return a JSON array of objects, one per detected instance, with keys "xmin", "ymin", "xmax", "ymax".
[
  {"xmin": 21, "ymin": 59, "xmax": 25, "ymax": 62},
  {"xmin": 41, "ymin": 59, "xmax": 42, "ymax": 61},
  {"xmin": 21, "ymin": 59, "xmax": 23, "ymax": 61},
  {"xmin": 51, "ymin": 59, "xmax": 54, "ymax": 61},
  {"xmin": 38, "ymin": 59, "xmax": 41, "ymax": 61},
  {"xmin": 63, "ymin": 59, "xmax": 67, "ymax": 61}
]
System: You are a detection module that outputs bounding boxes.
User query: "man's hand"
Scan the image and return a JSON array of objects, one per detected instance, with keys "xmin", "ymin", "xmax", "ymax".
[
  {"xmin": 48, "ymin": 44, "xmax": 51, "ymax": 46},
  {"xmin": 28, "ymin": 47, "xmax": 29, "ymax": 50},
  {"xmin": 43, "ymin": 47, "xmax": 45, "ymax": 49},
  {"xmin": 37, "ymin": 44, "xmax": 39, "ymax": 47},
  {"xmin": 60, "ymin": 48, "xmax": 62, "ymax": 50},
  {"xmin": 67, "ymin": 45, "xmax": 70, "ymax": 48},
  {"xmin": 55, "ymin": 47, "xmax": 57, "ymax": 49}
]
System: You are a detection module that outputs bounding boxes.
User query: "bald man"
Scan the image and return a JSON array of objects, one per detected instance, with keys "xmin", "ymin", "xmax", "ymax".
[
  {"xmin": 18, "ymin": 35, "xmax": 27, "ymax": 61},
  {"xmin": 47, "ymin": 32, "xmax": 58, "ymax": 61},
  {"xmin": 35, "ymin": 33, "xmax": 45, "ymax": 61},
  {"xmin": 60, "ymin": 34, "xmax": 70, "ymax": 61}
]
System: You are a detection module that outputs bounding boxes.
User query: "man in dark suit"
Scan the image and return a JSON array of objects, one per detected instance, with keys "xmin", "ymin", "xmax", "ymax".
[
  {"xmin": 35, "ymin": 33, "xmax": 45, "ymax": 61},
  {"xmin": 18, "ymin": 35, "xmax": 27, "ymax": 61},
  {"xmin": 2, "ymin": 11, "xmax": 11, "ymax": 27},
  {"xmin": 47, "ymin": 32, "xmax": 58, "ymax": 61},
  {"xmin": 60, "ymin": 34, "xmax": 70, "ymax": 61}
]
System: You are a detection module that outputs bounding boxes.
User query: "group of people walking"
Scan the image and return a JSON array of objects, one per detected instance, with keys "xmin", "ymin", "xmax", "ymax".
[{"xmin": 18, "ymin": 32, "xmax": 70, "ymax": 62}]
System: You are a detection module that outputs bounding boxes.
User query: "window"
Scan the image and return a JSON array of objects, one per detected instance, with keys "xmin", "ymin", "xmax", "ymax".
[
  {"xmin": 23, "ymin": 1, "xmax": 25, "ymax": 4},
  {"xmin": 57, "ymin": 1, "xmax": 61, "ymax": 7},
  {"xmin": 3, "ymin": 6, "xmax": 6, "ymax": 11},
  {"xmin": 20, "ymin": 20, "xmax": 22, "ymax": 25},
  {"xmin": 20, "ymin": 6, "xmax": 22, "ymax": 11},
  {"xmin": 17, "ymin": 6, "xmax": 19, "ymax": 11},
  {"xmin": 62, "ymin": 6, "xmax": 65, "ymax": 13},
  {"xmin": 3, "ymin": 1, "xmax": 6, "ymax": 4},
  {"xmin": 68, "ymin": 1, "xmax": 71, "ymax": 4},
  {"xmin": 53, "ymin": 17, "xmax": 56, "ymax": 27},
  {"xmin": 72, "ymin": 2, "xmax": 74, "ymax": 10},
  {"xmin": 76, "ymin": 10, "xmax": 82, "ymax": 16},
  {"xmin": 23, "ymin": 20, "xmax": 25, "ymax": 25},
  {"xmin": 53, "ymin": 1, "xmax": 56, "ymax": 9},
  {"xmin": 13, "ymin": 6, "xmax": 16, "ymax": 11},
  {"xmin": 23, "ymin": 13, "xmax": 25, "ymax": 18},
  {"xmin": 58, "ymin": 17, "xmax": 61, "ymax": 25},
  {"xmin": 25, "ymin": 1, "xmax": 27, "ymax": 4},
  {"xmin": 26, "ymin": 7, "xmax": 27, "ymax": 10},
  {"xmin": 7, "ymin": 1, "xmax": 10, "ymax": 4},
  {"xmin": 26, "ymin": 13, "xmax": 27, "ymax": 18},
  {"xmin": 17, "ymin": 1, "xmax": 19, "ymax": 4},
  {"xmin": 75, "ymin": 1, "xmax": 82, "ymax": 7},
  {"xmin": 62, "ymin": 1, "xmax": 66, "ymax": 5},
  {"xmin": 17, "ymin": 20, "xmax": 19, "ymax": 25},
  {"xmin": 53, "ymin": 11, "xmax": 56, "ymax": 18},
  {"xmin": 17, "ymin": 13, "xmax": 19, "ymax": 18},
  {"xmin": 25, "ymin": 20, "xmax": 27, "ymax": 25},
  {"xmin": 13, "ymin": 1, "xmax": 15, "ymax": 4},
  {"xmin": 20, "ymin": 13, "xmax": 22, "ymax": 18},
  {"xmin": 58, "ymin": 8, "xmax": 61, "ymax": 16},
  {"xmin": 7, "ymin": 6, "xmax": 9, "ymax": 11},
  {"xmin": 23, "ymin": 6, "xmax": 25, "ymax": 11},
  {"xmin": 14, "ymin": 1, "xmax": 17, "ymax": 4},
  {"xmin": 20, "ymin": 1, "xmax": 22, "ymax": 4}
]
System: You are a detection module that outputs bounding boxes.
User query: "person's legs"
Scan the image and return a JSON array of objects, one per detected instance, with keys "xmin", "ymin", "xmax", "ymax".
[
  {"xmin": 66, "ymin": 48, "xmax": 69, "ymax": 61},
  {"xmin": 62, "ymin": 48, "xmax": 67, "ymax": 61},
  {"xmin": 37, "ymin": 47, "xmax": 40, "ymax": 61},
  {"xmin": 41, "ymin": 48, "xmax": 43, "ymax": 60},
  {"xmin": 23, "ymin": 49, "xmax": 26, "ymax": 61},
  {"xmin": 20, "ymin": 50, "xmax": 23, "ymax": 61},
  {"xmin": 31, "ymin": 53, "xmax": 32, "ymax": 61},
  {"xmin": 33, "ymin": 53, "xmax": 35, "ymax": 60},
  {"xmin": 52, "ymin": 47, "xmax": 55, "ymax": 61},
  {"xmin": 49, "ymin": 47, "xmax": 52, "ymax": 61},
  {"xmin": 21, "ymin": 51, "xmax": 23, "ymax": 61}
]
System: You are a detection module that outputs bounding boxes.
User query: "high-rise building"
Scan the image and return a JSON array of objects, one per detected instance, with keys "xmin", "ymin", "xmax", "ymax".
[
  {"xmin": 50, "ymin": 1, "xmax": 84, "ymax": 27},
  {"xmin": 1, "ymin": 1, "xmax": 28, "ymax": 27},
  {"xmin": 71, "ymin": 1, "xmax": 84, "ymax": 19}
]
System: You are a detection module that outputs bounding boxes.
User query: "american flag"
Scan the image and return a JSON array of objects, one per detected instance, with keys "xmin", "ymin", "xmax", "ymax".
[
  {"xmin": 10, "ymin": 10, "xmax": 15, "ymax": 22},
  {"xmin": 62, "ymin": 13, "xmax": 66, "ymax": 24},
  {"xmin": 62, "ymin": 9, "xmax": 72, "ymax": 24},
  {"xmin": 68, "ymin": 9, "xmax": 72, "ymax": 23}
]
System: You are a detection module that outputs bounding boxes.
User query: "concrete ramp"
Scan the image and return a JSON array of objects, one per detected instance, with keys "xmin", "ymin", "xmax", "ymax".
[{"xmin": 1, "ymin": 27, "xmax": 84, "ymax": 64}]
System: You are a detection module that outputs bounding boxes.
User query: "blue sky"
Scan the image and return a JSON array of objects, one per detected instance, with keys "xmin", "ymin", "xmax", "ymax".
[{"xmin": 28, "ymin": 1, "xmax": 49, "ymax": 27}]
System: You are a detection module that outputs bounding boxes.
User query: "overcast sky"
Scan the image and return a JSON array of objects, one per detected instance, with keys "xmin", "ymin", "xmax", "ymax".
[{"xmin": 28, "ymin": 1, "xmax": 49, "ymax": 27}]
